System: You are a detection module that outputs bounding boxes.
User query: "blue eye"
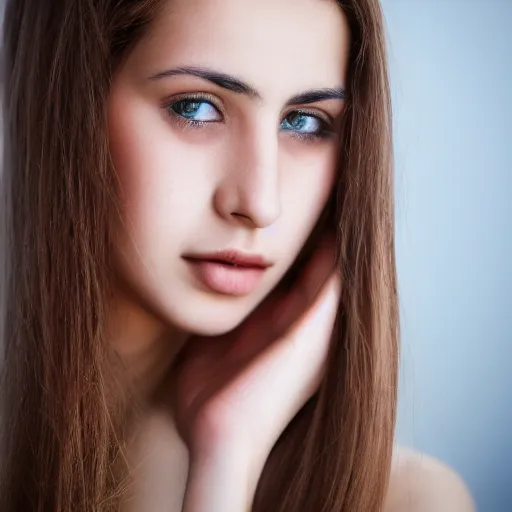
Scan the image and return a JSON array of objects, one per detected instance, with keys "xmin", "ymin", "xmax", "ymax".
[
  {"xmin": 281, "ymin": 112, "xmax": 327, "ymax": 138},
  {"xmin": 169, "ymin": 98, "xmax": 221, "ymax": 123},
  {"xmin": 166, "ymin": 98, "xmax": 332, "ymax": 139}
]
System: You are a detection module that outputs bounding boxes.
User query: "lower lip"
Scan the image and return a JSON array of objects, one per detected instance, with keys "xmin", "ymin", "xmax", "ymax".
[{"xmin": 185, "ymin": 259, "xmax": 267, "ymax": 296}]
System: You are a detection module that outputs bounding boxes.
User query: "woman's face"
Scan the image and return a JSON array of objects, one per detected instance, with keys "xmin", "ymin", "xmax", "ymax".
[{"xmin": 108, "ymin": 0, "xmax": 350, "ymax": 336}]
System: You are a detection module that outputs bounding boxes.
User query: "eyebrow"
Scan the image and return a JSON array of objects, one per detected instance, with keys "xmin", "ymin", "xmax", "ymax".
[{"xmin": 148, "ymin": 66, "xmax": 346, "ymax": 104}]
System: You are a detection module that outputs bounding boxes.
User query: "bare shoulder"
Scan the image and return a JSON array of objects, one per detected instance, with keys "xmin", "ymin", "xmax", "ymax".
[{"xmin": 384, "ymin": 446, "xmax": 476, "ymax": 512}]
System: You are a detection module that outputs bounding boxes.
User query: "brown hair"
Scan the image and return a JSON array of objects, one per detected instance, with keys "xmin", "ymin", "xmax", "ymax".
[{"xmin": 0, "ymin": 1, "xmax": 398, "ymax": 511}]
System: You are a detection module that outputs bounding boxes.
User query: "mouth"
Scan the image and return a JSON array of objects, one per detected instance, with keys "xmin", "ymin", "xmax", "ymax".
[
  {"xmin": 182, "ymin": 250, "xmax": 272, "ymax": 296},
  {"xmin": 184, "ymin": 250, "xmax": 272, "ymax": 269}
]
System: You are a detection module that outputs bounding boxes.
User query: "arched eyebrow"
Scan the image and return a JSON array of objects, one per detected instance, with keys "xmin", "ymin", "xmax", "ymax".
[{"xmin": 148, "ymin": 66, "xmax": 346, "ymax": 104}]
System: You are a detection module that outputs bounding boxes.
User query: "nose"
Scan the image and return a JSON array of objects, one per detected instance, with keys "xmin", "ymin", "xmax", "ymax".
[{"xmin": 213, "ymin": 119, "xmax": 281, "ymax": 229}]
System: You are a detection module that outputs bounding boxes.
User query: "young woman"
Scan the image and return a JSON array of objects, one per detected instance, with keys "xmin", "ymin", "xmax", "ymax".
[{"xmin": 0, "ymin": 0, "xmax": 474, "ymax": 511}]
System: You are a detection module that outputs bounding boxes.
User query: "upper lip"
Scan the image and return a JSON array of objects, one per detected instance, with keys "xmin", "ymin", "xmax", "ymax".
[{"xmin": 183, "ymin": 249, "xmax": 273, "ymax": 269}]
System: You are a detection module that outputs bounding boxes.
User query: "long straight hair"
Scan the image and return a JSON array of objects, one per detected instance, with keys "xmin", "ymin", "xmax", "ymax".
[{"xmin": 0, "ymin": 1, "xmax": 398, "ymax": 511}]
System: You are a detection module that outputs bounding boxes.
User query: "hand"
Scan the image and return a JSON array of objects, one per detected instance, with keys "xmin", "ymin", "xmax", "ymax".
[{"xmin": 172, "ymin": 233, "xmax": 340, "ymax": 500}]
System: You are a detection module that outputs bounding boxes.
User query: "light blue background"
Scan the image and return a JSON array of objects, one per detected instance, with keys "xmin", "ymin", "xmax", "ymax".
[{"xmin": 383, "ymin": 1, "xmax": 512, "ymax": 511}]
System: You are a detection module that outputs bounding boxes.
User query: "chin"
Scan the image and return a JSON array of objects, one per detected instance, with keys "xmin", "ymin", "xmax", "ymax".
[{"xmin": 158, "ymin": 290, "xmax": 260, "ymax": 338}]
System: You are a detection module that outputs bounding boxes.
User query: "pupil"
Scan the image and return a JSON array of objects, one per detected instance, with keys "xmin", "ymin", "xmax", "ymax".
[
  {"xmin": 289, "ymin": 113, "xmax": 305, "ymax": 130},
  {"xmin": 182, "ymin": 101, "xmax": 199, "ymax": 114}
]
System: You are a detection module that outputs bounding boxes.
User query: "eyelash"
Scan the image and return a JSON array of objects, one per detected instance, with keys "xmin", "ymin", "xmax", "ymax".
[{"xmin": 164, "ymin": 94, "xmax": 335, "ymax": 141}]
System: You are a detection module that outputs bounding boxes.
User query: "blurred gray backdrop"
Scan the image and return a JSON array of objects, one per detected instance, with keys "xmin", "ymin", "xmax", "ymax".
[{"xmin": 384, "ymin": 1, "xmax": 512, "ymax": 511}]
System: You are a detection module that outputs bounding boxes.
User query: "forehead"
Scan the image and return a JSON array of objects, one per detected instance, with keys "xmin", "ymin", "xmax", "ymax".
[{"xmin": 129, "ymin": 0, "xmax": 350, "ymax": 97}]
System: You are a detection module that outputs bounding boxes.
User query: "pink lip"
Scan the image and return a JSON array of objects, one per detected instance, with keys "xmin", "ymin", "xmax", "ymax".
[
  {"xmin": 182, "ymin": 250, "xmax": 272, "ymax": 296},
  {"xmin": 183, "ymin": 250, "xmax": 272, "ymax": 269}
]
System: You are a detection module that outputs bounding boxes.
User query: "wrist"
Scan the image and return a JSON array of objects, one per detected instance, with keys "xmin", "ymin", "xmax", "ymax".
[{"xmin": 183, "ymin": 443, "xmax": 264, "ymax": 512}]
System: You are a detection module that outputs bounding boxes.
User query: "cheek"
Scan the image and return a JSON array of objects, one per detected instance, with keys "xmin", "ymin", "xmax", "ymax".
[
  {"xmin": 107, "ymin": 90, "xmax": 214, "ymax": 245},
  {"xmin": 108, "ymin": 95, "xmax": 179, "ymax": 214},
  {"xmin": 279, "ymin": 144, "xmax": 338, "ymax": 243}
]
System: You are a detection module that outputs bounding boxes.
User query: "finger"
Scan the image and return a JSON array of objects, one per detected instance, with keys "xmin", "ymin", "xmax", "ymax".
[
  {"xmin": 235, "ymin": 273, "xmax": 341, "ymax": 448},
  {"xmin": 286, "ymin": 271, "xmax": 341, "ymax": 344},
  {"xmin": 226, "ymin": 231, "xmax": 337, "ymax": 358},
  {"xmin": 270, "ymin": 232, "xmax": 337, "ymax": 338},
  {"xmin": 270, "ymin": 272, "xmax": 341, "ymax": 407}
]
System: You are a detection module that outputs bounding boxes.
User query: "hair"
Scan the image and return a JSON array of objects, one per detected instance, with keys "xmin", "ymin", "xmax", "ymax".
[{"xmin": 0, "ymin": 0, "xmax": 398, "ymax": 511}]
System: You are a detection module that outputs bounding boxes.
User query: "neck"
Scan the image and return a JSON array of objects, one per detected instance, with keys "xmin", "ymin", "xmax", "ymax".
[{"xmin": 108, "ymin": 289, "xmax": 190, "ymax": 403}]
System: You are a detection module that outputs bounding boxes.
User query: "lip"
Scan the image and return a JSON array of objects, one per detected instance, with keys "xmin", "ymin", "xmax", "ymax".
[
  {"xmin": 182, "ymin": 250, "xmax": 272, "ymax": 296},
  {"xmin": 183, "ymin": 250, "xmax": 272, "ymax": 269}
]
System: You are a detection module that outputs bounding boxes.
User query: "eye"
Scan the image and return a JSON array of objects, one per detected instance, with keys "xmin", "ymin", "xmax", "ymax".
[
  {"xmin": 167, "ymin": 97, "xmax": 222, "ymax": 124},
  {"xmin": 280, "ymin": 111, "xmax": 331, "ymax": 139}
]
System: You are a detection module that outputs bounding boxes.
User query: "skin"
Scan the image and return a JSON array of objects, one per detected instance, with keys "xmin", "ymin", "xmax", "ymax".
[
  {"xmin": 107, "ymin": 0, "xmax": 475, "ymax": 510},
  {"xmin": 386, "ymin": 448, "xmax": 476, "ymax": 512},
  {"xmin": 107, "ymin": 0, "xmax": 348, "ymax": 397}
]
